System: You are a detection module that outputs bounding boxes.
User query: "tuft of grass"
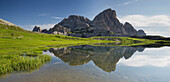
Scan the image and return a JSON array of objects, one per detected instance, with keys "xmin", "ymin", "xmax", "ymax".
[{"xmin": 0, "ymin": 55, "xmax": 51, "ymax": 76}]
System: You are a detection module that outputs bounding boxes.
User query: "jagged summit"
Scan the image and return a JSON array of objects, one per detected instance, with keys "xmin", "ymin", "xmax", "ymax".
[
  {"xmin": 91, "ymin": 8, "xmax": 126, "ymax": 36},
  {"xmin": 32, "ymin": 26, "xmax": 41, "ymax": 32},
  {"xmin": 58, "ymin": 15, "xmax": 91, "ymax": 31},
  {"xmin": 93, "ymin": 8, "xmax": 117, "ymax": 21},
  {"xmin": 67, "ymin": 15, "xmax": 90, "ymax": 22},
  {"xmin": 33, "ymin": 8, "xmax": 146, "ymax": 37}
]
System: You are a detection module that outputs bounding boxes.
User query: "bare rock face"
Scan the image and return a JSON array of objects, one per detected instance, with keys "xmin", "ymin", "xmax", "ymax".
[
  {"xmin": 123, "ymin": 22, "xmax": 146, "ymax": 36},
  {"xmin": 48, "ymin": 24, "xmax": 71, "ymax": 35},
  {"xmin": 32, "ymin": 8, "xmax": 146, "ymax": 37},
  {"xmin": 137, "ymin": 30, "xmax": 146, "ymax": 36},
  {"xmin": 91, "ymin": 8, "xmax": 127, "ymax": 36},
  {"xmin": 41, "ymin": 29, "xmax": 48, "ymax": 33},
  {"xmin": 58, "ymin": 15, "xmax": 91, "ymax": 32},
  {"xmin": 58, "ymin": 8, "xmax": 146, "ymax": 37},
  {"xmin": 32, "ymin": 26, "xmax": 41, "ymax": 32},
  {"xmin": 32, "ymin": 24, "xmax": 71, "ymax": 35},
  {"xmin": 123, "ymin": 22, "xmax": 137, "ymax": 36}
]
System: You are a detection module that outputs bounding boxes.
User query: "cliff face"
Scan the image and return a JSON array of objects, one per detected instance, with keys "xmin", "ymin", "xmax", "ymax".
[
  {"xmin": 58, "ymin": 15, "xmax": 91, "ymax": 31},
  {"xmin": 123, "ymin": 22, "xmax": 138, "ymax": 36},
  {"xmin": 32, "ymin": 25, "xmax": 71, "ymax": 35},
  {"xmin": 32, "ymin": 8, "xmax": 146, "ymax": 37},
  {"xmin": 58, "ymin": 15, "xmax": 94, "ymax": 37},
  {"xmin": 32, "ymin": 26, "xmax": 41, "ymax": 32},
  {"xmin": 48, "ymin": 24, "xmax": 71, "ymax": 35},
  {"xmin": 57, "ymin": 8, "xmax": 146, "ymax": 37},
  {"xmin": 91, "ymin": 9, "xmax": 127, "ymax": 36}
]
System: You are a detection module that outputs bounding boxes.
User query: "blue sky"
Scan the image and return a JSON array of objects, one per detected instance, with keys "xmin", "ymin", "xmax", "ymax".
[{"xmin": 0, "ymin": 0, "xmax": 170, "ymax": 36}]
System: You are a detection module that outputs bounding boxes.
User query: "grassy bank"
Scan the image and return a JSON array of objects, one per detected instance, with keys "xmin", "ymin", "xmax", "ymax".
[
  {"xmin": 91, "ymin": 36, "xmax": 158, "ymax": 46},
  {"xmin": 0, "ymin": 24, "xmax": 166, "ymax": 76},
  {"xmin": 0, "ymin": 24, "xmax": 115, "ymax": 76}
]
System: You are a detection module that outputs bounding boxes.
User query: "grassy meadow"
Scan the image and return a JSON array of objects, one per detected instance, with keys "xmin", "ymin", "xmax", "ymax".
[
  {"xmin": 0, "ymin": 24, "xmax": 166, "ymax": 76},
  {"xmin": 0, "ymin": 24, "xmax": 116, "ymax": 76}
]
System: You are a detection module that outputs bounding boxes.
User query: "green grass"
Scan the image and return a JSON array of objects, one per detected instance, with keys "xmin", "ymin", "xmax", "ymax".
[
  {"xmin": 0, "ymin": 54, "xmax": 51, "ymax": 76},
  {"xmin": 0, "ymin": 24, "xmax": 168, "ymax": 76},
  {"xmin": 0, "ymin": 24, "xmax": 115, "ymax": 76},
  {"xmin": 91, "ymin": 36, "xmax": 159, "ymax": 46}
]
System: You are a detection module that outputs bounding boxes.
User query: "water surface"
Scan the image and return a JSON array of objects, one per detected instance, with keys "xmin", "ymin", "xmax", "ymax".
[{"xmin": 1, "ymin": 45, "xmax": 170, "ymax": 82}]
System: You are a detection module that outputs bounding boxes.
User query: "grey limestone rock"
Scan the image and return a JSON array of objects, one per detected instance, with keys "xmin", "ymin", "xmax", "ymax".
[{"xmin": 32, "ymin": 26, "xmax": 41, "ymax": 32}]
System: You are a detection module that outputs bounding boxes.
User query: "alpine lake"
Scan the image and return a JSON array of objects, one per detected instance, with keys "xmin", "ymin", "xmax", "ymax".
[{"xmin": 1, "ymin": 44, "xmax": 170, "ymax": 82}]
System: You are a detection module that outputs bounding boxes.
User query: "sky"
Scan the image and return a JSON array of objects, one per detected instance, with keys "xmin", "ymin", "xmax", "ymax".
[{"xmin": 0, "ymin": 0, "xmax": 170, "ymax": 37}]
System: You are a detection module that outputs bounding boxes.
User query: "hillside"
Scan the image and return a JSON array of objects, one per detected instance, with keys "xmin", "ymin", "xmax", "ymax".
[
  {"xmin": 0, "ymin": 19, "xmax": 18, "ymax": 27},
  {"xmin": 0, "ymin": 20, "xmax": 114, "ymax": 76},
  {"xmin": 33, "ymin": 9, "xmax": 146, "ymax": 37},
  {"xmin": 0, "ymin": 18, "xmax": 166, "ymax": 76}
]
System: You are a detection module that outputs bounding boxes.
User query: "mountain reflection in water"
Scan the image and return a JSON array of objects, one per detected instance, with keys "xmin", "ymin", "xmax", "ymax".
[{"xmin": 49, "ymin": 45, "xmax": 145, "ymax": 72}]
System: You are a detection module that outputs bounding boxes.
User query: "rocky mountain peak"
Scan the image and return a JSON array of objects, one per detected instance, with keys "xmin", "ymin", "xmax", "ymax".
[
  {"xmin": 32, "ymin": 8, "xmax": 146, "ymax": 37},
  {"xmin": 91, "ymin": 8, "xmax": 126, "ymax": 36},
  {"xmin": 32, "ymin": 26, "xmax": 41, "ymax": 32},
  {"xmin": 123, "ymin": 22, "xmax": 138, "ymax": 36},
  {"xmin": 48, "ymin": 24, "xmax": 71, "ymax": 34},
  {"xmin": 124, "ymin": 22, "xmax": 131, "ymax": 26},
  {"xmin": 137, "ymin": 30, "xmax": 146, "ymax": 36},
  {"xmin": 67, "ymin": 15, "xmax": 91, "ymax": 23},
  {"xmin": 0, "ymin": 19, "xmax": 18, "ymax": 27},
  {"xmin": 124, "ymin": 22, "xmax": 135, "ymax": 31},
  {"xmin": 58, "ymin": 15, "xmax": 91, "ymax": 31},
  {"xmin": 93, "ymin": 8, "xmax": 117, "ymax": 22}
]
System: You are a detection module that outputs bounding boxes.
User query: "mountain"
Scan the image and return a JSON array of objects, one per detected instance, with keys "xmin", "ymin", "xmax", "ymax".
[
  {"xmin": 0, "ymin": 19, "xmax": 18, "ymax": 27},
  {"xmin": 58, "ymin": 15, "xmax": 91, "ymax": 31},
  {"xmin": 48, "ymin": 24, "xmax": 71, "ymax": 35},
  {"xmin": 91, "ymin": 9, "xmax": 127, "ymax": 36},
  {"xmin": 32, "ymin": 26, "xmax": 41, "ymax": 32},
  {"xmin": 59, "ymin": 8, "xmax": 146, "ymax": 37},
  {"xmin": 33, "ymin": 8, "xmax": 146, "ymax": 37},
  {"xmin": 0, "ymin": 19, "xmax": 26, "ymax": 31}
]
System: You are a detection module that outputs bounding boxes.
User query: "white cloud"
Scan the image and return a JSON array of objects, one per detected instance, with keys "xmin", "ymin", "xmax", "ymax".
[
  {"xmin": 123, "ymin": 2, "xmax": 131, "ymax": 5},
  {"xmin": 119, "ymin": 15, "xmax": 170, "ymax": 27},
  {"xmin": 119, "ymin": 47, "xmax": 170, "ymax": 67},
  {"xmin": 22, "ymin": 24, "xmax": 55, "ymax": 31},
  {"xmin": 52, "ymin": 17, "xmax": 63, "ymax": 19},
  {"xmin": 32, "ymin": 24, "xmax": 55, "ymax": 29},
  {"xmin": 119, "ymin": 55, "xmax": 170, "ymax": 67},
  {"xmin": 119, "ymin": 0, "xmax": 139, "ymax": 6},
  {"xmin": 37, "ymin": 13, "xmax": 47, "ymax": 16},
  {"xmin": 119, "ymin": 14, "xmax": 170, "ymax": 37}
]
